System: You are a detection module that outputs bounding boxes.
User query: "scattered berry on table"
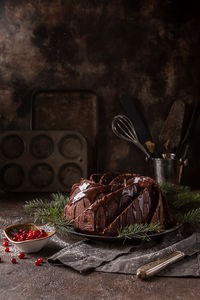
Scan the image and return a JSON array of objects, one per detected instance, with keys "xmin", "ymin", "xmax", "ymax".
[
  {"xmin": 18, "ymin": 253, "xmax": 25, "ymax": 259},
  {"xmin": 11, "ymin": 258, "xmax": 16, "ymax": 264},
  {"xmin": 37, "ymin": 257, "xmax": 43, "ymax": 263},
  {"xmin": 3, "ymin": 241, "xmax": 8, "ymax": 247},
  {"xmin": 5, "ymin": 247, "xmax": 9, "ymax": 252},
  {"xmin": 35, "ymin": 260, "xmax": 41, "ymax": 266}
]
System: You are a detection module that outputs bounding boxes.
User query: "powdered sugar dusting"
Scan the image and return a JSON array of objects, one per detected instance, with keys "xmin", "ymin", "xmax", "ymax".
[
  {"xmin": 133, "ymin": 177, "xmax": 141, "ymax": 183},
  {"xmin": 0, "ymin": 229, "xmax": 20, "ymax": 257},
  {"xmin": 73, "ymin": 191, "xmax": 86, "ymax": 203},
  {"xmin": 141, "ymin": 177, "xmax": 149, "ymax": 181},
  {"xmin": 42, "ymin": 224, "xmax": 70, "ymax": 248},
  {"xmin": 79, "ymin": 182, "xmax": 90, "ymax": 191},
  {"xmin": 0, "ymin": 216, "xmax": 27, "ymax": 257},
  {"xmin": 72, "ymin": 182, "xmax": 90, "ymax": 203},
  {"xmin": 133, "ymin": 176, "xmax": 149, "ymax": 184}
]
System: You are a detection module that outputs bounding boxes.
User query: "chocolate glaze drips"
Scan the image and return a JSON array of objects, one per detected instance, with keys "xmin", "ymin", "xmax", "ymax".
[{"xmin": 64, "ymin": 172, "xmax": 171, "ymax": 236}]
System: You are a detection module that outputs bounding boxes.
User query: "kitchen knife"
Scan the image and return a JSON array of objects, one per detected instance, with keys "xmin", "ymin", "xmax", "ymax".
[
  {"xmin": 136, "ymin": 242, "xmax": 200, "ymax": 279},
  {"xmin": 119, "ymin": 93, "xmax": 158, "ymax": 156}
]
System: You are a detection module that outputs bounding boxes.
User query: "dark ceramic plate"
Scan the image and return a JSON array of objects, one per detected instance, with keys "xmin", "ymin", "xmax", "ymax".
[{"xmin": 66, "ymin": 224, "xmax": 183, "ymax": 243}]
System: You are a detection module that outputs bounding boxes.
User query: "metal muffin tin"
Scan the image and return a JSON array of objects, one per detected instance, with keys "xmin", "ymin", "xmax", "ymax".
[{"xmin": 0, "ymin": 130, "xmax": 87, "ymax": 192}]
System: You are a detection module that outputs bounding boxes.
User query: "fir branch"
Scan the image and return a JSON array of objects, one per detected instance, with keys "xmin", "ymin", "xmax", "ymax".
[
  {"xmin": 176, "ymin": 208, "xmax": 200, "ymax": 224},
  {"xmin": 173, "ymin": 192, "xmax": 200, "ymax": 208},
  {"xmin": 160, "ymin": 183, "xmax": 200, "ymax": 212},
  {"xmin": 159, "ymin": 182, "xmax": 191, "ymax": 194},
  {"xmin": 24, "ymin": 193, "xmax": 73, "ymax": 234},
  {"xmin": 117, "ymin": 223, "xmax": 164, "ymax": 241},
  {"xmin": 24, "ymin": 198, "xmax": 50, "ymax": 211}
]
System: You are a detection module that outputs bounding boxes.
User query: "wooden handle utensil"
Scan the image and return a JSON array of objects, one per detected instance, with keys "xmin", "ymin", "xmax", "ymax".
[{"xmin": 136, "ymin": 251, "xmax": 185, "ymax": 279}]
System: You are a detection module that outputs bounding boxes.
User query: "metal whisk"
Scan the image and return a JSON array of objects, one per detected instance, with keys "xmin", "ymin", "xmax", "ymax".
[{"xmin": 112, "ymin": 114, "xmax": 151, "ymax": 158}]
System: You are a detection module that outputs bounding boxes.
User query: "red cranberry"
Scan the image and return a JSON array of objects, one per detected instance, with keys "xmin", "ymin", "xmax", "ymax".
[
  {"xmin": 3, "ymin": 241, "xmax": 8, "ymax": 247},
  {"xmin": 11, "ymin": 258, "xmax": 16, "ymax": 264},
  {"xmin": 37, "ymin": 257, "xmax": 43, "ymax": 263},
  {"xmin": 4, "ymin": 237, "xmax": 8, "ymax": 241},
  {"xmin": 5, "ymin": 247, "xmax": 9, "ymax": 252},
  {"xmin": 11, "ymin": 228, "xmax": 48, "ymax": 242},
  {"xmin": 35, "ymin": 260, "xmax": 41, "ymax": 266},
  {"xmin": 32, "ymin": 230, "xmax": 37, "ymax": 237},
  {"xmin": 18, "ymin": 253, "xmax": 25, "ymax": 259}
]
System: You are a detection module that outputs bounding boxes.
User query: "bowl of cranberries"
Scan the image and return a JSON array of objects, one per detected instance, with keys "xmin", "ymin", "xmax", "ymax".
[{"xmin": 4, "ymin": 223, "xmax": 56, "ymax": 253}]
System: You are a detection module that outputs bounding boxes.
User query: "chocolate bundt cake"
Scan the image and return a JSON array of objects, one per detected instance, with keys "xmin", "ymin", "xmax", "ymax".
[{"xmin": 64, "ymin": 172, "xmax": 170, "ymax": 236}]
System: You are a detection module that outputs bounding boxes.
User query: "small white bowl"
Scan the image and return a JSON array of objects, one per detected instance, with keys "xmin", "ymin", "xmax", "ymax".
[{"xmin": 4, "ymin": 223, "xmax": 56, "ymax": 253}]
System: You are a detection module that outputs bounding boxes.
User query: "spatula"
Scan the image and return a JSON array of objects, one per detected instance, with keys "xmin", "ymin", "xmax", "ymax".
[{"xmin": 159, "ymin": 100, "xmax": 185, "ymax": 155}]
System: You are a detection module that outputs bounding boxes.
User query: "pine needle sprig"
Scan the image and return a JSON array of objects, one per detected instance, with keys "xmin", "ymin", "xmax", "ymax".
[
  {"xmin": 24, "ymin": 193, "xmax": 73, "ymax": 234},
  {"xmin": 117, "ymin": 223, "xmax": 164, "ymax": 241},
  {"xmin": 160, "ymin": 183, "xmax": 200, "ymax": 212},
  {"xmin": 24, "ymin": 193, "xmax": 69, "ymax": 216},
  {"xmin": 176, "ymin": 208, "xmax": 200, "ymax": 224},
  {"xmin": 159, "ymin": 183, "xmax": 200, "ymax": 225},
  {"xmin": 160, "ymin": 182, "xmax": 191, "ymax": 194},
  {"xmin": 24, "ymin": 198, "xmax": 50, "ymax": 211},
  {"xmin": 172, "ymin": 192, "xmax": 200, "ymax": 208}
]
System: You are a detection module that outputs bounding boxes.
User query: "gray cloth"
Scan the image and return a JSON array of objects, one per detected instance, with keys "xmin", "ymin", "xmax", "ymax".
[{"xmin": 48, "ymin": 231, "xmax": 200, "ymax": 277}]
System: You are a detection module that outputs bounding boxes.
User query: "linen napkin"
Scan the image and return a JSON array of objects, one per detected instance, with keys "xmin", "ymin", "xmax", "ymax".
[{"xmin": 48, "ymin": 230, "xmax": 200, "ymax": 276}]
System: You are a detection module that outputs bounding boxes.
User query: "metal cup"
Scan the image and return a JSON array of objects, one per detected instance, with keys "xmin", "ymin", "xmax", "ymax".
[{"xmin": 152, "ymin": 154, "xmax": 185, "ymax": 184}]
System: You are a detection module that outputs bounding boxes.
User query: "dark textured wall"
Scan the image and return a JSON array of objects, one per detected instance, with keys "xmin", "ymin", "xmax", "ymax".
[{"xmin": 0, "ymin": 0, "xmax": 200, "ymax": 187}]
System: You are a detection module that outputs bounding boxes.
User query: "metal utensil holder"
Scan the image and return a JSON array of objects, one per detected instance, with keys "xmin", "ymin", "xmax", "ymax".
[{"xmin": 151, "ymin": 155, "xmax": 187, "ymax": 184}]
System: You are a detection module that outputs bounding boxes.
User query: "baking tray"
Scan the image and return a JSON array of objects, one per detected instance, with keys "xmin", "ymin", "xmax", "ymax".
[
  {"xmin": 31, "ymin": 90, "xmax": 98, "ymax": 173},
  {"xmin": 0, "ymin": 130, "xmax": 87, "ymax": 192}
]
